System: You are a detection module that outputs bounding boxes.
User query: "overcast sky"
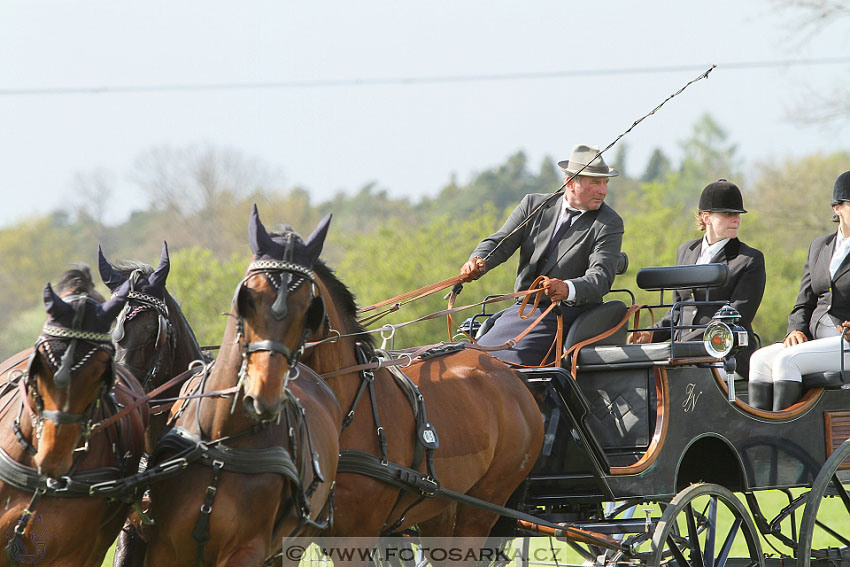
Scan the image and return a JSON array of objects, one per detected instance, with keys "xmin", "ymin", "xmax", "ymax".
[{"xmin": 2, "ymin": 0, "xmax": 848, "ymax": 229}]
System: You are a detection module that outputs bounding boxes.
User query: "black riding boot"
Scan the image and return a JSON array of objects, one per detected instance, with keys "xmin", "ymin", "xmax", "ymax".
[
  {"xmin": 772, "ymin": 380, "xmax": 803, "ymax": 411},
  {"xmin": 747, "ymin": 381, "xmax": 773, "ymax": 410}
]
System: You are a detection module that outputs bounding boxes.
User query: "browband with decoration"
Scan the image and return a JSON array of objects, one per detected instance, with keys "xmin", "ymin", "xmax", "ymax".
[
  {"xmin": 41, "ymin": 324, "xmax": 113, "ymax": 344},
  {"xmin": 127, "ymin": 291, "xmax": 169, "ymax": 317},
  {"xmin": 248, "ymin": 260, "xmax": 315, "ymax": 279}
]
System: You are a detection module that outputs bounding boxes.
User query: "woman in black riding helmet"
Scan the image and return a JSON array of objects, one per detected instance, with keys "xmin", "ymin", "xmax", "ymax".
[{"xmin": 635, "ymin": 180, "xmax": 766, "ymax": 380}]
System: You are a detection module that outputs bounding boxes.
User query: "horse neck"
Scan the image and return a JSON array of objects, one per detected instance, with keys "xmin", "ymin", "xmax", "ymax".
[
  {"xmin": 164, "ymin": 292, "xmax": 204, "ymax": 373},
  {"xmin": 0, "ymin": 379, "xmax": 34, "ymax": 465},
  {"xmin": 305, "ymin": 272, "xmax": 376, "ymax": 407},
  {"xmin": 303, "ymin": 333, "xmax": 365, "ymax": 409}
]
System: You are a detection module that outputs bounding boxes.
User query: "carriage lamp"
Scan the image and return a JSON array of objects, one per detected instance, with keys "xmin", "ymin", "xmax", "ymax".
[
  {"xmin": 703, "ymin": 305, "xmax": 748, "ymax": 359},
  {"xmin": 704, "ymin": 305, "xmax": 748, "ymax": 402}
]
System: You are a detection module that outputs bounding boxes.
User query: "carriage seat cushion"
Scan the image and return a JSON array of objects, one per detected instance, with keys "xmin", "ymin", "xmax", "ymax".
[
  {"xmin": 576, "ymin": 341, "xmax": 709, "ymax": 369},
  {"xmin": 563, "ymin": 300, "xmax": 629, "ymax": 351},
  {"xmin": 801, "ymin": 371, "xmax": 848, "ymax": 389}
]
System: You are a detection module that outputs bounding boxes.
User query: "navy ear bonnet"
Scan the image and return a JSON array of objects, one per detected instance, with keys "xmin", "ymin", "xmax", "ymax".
[
  {"xmin": 43, "ymin": 279, "xmax": 131, "ymax": 335},
  {"xmin": 249, "ymin": 205, "xmax": 331, "ymax": 267},
  {"xmin": 244, "ymin": 205, "xmax": 331, "ymax": 326},
  {"xmin": 98, "ymin": 242, "xmax": 170, "ymax": 299}
]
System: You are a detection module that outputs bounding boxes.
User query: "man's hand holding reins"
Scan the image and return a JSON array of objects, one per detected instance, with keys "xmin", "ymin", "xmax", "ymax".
[
  {"xmin": 542, "ymin": 278, "xmax": 569, "ymax": 303},
  {"xmin": 460, "ymin": 257, "xmax": 486, "ymax": 282}
]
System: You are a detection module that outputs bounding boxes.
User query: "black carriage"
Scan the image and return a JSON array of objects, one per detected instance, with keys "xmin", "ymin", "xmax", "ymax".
[{"xmin": 467, "ymin": 261, "xmax": 850, "ymax": 567}]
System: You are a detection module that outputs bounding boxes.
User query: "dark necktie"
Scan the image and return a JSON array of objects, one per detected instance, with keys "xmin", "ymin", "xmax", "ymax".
[{"xmin": 537, "ymin": 209, "xmax": 580, "ymax": 273}]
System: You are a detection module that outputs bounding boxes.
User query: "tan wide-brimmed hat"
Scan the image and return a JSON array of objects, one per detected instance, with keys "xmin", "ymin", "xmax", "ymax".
[{"xmin": 557, "ymin": 144, "xmax": 618, "ymax": 177}]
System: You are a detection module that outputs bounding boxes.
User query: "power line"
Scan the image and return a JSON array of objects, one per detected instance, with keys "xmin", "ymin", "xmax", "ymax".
[{"xmin": 2, "ymin": 57, "xmax": 849, "ymax": 96}]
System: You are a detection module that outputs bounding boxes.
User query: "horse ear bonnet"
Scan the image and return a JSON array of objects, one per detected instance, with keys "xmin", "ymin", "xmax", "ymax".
[
  {"xmin": 243, "ymin": 206, "xmax": 329, "ymax": 330},
  {"xmin": 98, "ymin": 245, "xmax": 128, "ymax": 292},
  {"xmin": 40, "ymin": 279, "xmax": 130, "ymax": 388}
]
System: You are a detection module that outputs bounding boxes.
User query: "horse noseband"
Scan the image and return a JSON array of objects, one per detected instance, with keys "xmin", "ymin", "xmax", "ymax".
[{"xmin": 246, "ymin": 340, "xmax": 297, "ymax": 365}]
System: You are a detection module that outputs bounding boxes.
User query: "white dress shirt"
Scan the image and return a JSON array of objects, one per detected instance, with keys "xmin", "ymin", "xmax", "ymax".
[{"xmin": 697, "ymin": 236, "xmax": 730, "ymax": 265}]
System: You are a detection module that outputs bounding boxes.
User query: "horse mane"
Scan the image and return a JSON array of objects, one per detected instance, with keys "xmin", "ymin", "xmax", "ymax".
[
  {"xmin": 55, "ymin": 263, "xmax": 100, "ymax": 297},
  {"xmin": 313, "ymin": 260, "xmax": 374, "ymax": 349},
  {"xmin": 109, "ymin": 259, "xmax": 153, "ymax": 277}
]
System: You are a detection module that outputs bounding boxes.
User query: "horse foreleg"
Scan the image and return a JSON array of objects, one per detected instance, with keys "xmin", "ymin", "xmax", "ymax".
[
  {"xmin": 416, "ymin": 502, "xmax": 457, "ymax": 537},
  {"xmin": 112, "ymin": 521, "xmax": 147, "ymax": 567}
]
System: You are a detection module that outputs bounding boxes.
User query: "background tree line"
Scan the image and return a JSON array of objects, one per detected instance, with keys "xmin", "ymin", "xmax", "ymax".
[{"xmin": 1, "ymin": 113, "xmax": 847, "ymax": 360}]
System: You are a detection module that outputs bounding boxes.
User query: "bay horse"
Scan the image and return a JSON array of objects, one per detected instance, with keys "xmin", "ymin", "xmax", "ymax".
[
  {"xmin": 96, "ymin": 243, "xmax": 206, "ymax": 567},
  {"xmin": 0, "ymin": 265, "xmax": 148, "ymax": 566},
  {"xmin": 143, "ymin": 212, "xmax": 342, "ymax": 566},
  {"xmin": 245, "ymin": 210, "xmax": 544, "ymax": 551}
]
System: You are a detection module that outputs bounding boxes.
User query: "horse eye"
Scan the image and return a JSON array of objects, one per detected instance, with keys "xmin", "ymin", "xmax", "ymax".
[{"xmin": 239, "ymin": 289, "xmax": 258, "ymax": 314}]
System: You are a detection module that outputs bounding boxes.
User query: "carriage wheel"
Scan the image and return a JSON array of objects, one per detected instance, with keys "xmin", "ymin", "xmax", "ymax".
[
  {"xmin": 797, "ymin": 438, "xmax": 850, "ymax": 567},
  {"xmin": 650, "ymin": 483, "xmax": 765, "ymax": 567}
]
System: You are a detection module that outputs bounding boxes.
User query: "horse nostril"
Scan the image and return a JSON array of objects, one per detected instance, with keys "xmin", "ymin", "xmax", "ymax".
[{"xmin": 242, "ymin": 395, "xmax": 266, "ymax": 417}]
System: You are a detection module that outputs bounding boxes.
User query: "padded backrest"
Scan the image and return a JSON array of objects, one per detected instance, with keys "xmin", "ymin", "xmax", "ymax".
[
  {"xmin": 563, "ymin": 300, "xmax": 629, "ymax": 352},
  {"xmin": 615, "ymin": 251, "xmax": 629, "ymax": 276},
  {"xmin": 636, "ymin": 263, "xmax": 729, "ymax": 291}
]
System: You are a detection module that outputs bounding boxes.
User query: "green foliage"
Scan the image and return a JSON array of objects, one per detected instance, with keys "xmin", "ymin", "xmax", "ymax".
[
  {"xmin": 165, "ymin": 246, "xmax": 251, "ymax": 347},
  {"xmin": 0, "ymin": 305, "xmax": 45, "ymax": 359},
  {"xmin": 333, "ymin": 205, "xmax": 518, "ymax": 349},
  {"xmin": 420, "ymin": 152, "xmax": 561, "ymax": 222}
]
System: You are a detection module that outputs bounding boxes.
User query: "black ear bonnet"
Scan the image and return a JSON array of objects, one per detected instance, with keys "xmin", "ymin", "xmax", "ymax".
[
  {"xmin": 238, "ymin": 205, "xmax": 331, "ymax": 334},
  {"xmin": 98, "ymin": 243, "xmax": 171, "ymax": 345},
  {"xmin": 36, "ymin": 279, "xmax": 130, "ymax": 390}
]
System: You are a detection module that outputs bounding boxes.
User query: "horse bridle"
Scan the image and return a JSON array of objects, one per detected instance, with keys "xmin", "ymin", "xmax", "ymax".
[
  {"xmin": 24, "ymin": 295, "xmax": 116, "ymax": 439},
  {"xmin": 233, "ymin": 259, "xmax": 326, "ymax": 399},
  {"xmin": 113, "ymin": 287, "xmax": 173, "ymax": 389}
]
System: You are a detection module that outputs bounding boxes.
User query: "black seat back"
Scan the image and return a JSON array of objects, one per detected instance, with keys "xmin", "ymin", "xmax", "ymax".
[{"xmin": 563, "ymin": 300, "xmax": 629, "ymax": 351}]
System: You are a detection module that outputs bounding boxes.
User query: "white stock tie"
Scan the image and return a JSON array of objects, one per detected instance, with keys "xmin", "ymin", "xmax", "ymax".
[{"xmin": 830, "ymin": 237, "xmax": 850, "ymax": 279}]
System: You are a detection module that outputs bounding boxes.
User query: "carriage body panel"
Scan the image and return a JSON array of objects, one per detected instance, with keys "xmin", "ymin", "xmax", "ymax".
[{"xmin": 519, "ymin": 363, "xmax": 850, "ymax": 508}]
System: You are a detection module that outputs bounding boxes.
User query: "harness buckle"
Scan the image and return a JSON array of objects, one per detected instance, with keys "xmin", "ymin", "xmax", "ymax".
[
  {"xmin": 418, "ymin": 476, "xmax": 439, "ymax": 497},
  {"xmin": 159, "ymin": 457, "xmax": 189, "ymax": 474},
  {"xmin": 89, "ymin": 480, "xmax": 118, "ymax": 496},
  {"xmin": 45, "ymin": 476, "xmax": 71, "ymax": 492}
]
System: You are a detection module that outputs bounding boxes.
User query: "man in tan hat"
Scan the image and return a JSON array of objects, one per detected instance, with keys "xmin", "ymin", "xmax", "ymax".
[{"xmin": 459, "ymin": 144, "xmax": 624, "ymax": 365}]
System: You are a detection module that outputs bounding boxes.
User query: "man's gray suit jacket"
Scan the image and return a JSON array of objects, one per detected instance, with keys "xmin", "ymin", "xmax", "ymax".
[{"xmin": 470, "ymin": 192, "xmax": 624, "ymax": 306}]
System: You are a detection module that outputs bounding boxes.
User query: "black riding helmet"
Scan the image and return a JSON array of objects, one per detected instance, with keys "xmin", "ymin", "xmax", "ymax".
[
  {"xmin": 698, "ymin": 179, "xmax": 747, "ymax": 214},
  {"xmin": 831, "ymin": 171, "xmax": 850, "ymax": 205}
]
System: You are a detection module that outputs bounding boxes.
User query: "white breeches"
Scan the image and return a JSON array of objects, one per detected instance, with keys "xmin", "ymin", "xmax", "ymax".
[{"xmin": 749, "ymin": 335, "xmax": 850, "ymax": 384}]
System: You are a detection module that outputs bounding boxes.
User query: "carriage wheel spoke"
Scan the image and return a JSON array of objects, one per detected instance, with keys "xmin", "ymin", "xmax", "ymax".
[
  {"xmin": 716, "ymin": 517, "xmax": 742, "ymax": 567},
  {"xmin": 667, "ymin": 533, "xmax": 694, "ymax": 567},
  {"xmin": 685, "ymin": 503, "xmax": 706, "ymax": 567},
  {"xmin": 704, "ymin": 496, "xmax": 717, "ymax": 567},
  {"xmin": 830, "ymin": 474, "xmax": 850, "ymax": 512},
  {"xmin": 813, "ymin": 518, "xmax": 850, "ymax": 547}
]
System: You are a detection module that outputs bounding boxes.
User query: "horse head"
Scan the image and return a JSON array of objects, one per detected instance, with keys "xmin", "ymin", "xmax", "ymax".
[
  {"xmin": 232, "ymin": 205, "xmax": 330, "ymax": 420},
  {"xmin": 30, "ymin": 272, "xmax": 130, "ymax": 478},
  {"xmin": 98, "ymin": 242, "xmax": 174, "ymax": 389}
]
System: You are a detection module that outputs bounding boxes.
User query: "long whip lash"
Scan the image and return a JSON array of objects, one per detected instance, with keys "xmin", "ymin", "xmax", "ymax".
[{"xmin": 479, "ymin": 64, "xmax": 717, "ymax": 264}]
